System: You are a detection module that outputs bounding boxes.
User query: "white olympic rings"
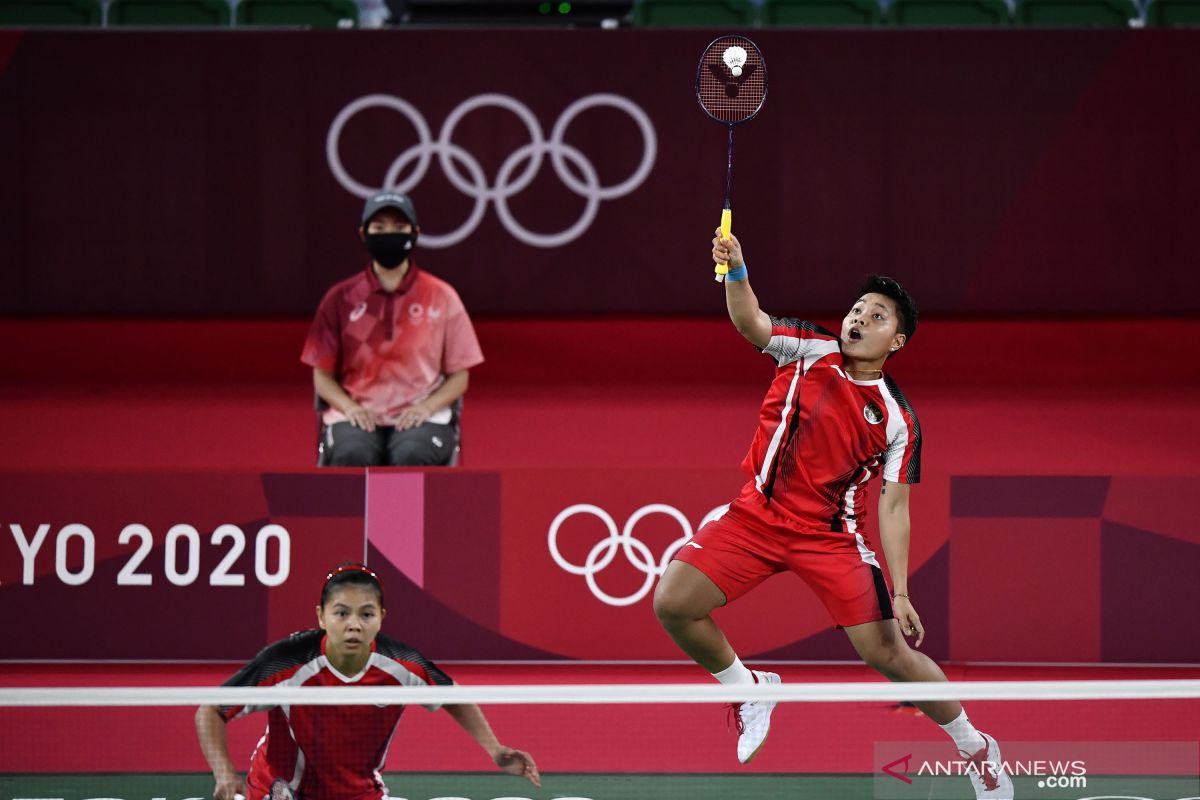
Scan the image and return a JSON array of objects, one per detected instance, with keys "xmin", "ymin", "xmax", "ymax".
[
  {"xmin": 547, "ymin": 503, "xmax": 729, "ymax": 607},
  {"xmin": 326, "ymin": 93, "xmax": 658, "ymax": 249}
]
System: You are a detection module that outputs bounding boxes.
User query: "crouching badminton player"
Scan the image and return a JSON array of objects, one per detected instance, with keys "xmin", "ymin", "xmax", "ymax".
[{"xmin": 195, "ymin": 563, "xmax": 540, "ymax": 800}]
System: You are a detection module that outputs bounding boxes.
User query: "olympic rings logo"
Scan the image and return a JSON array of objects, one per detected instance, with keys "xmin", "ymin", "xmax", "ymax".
[
  {"xmin": 326, "ymin": 93, "xmax": 657, "ymax": 249},
  {"xmin": 548, "ymin": 503, "xmax": 729, "ymax": 607}
]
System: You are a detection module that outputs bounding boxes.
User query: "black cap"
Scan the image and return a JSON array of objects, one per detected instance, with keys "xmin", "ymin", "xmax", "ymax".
[{"xmin": 361, "ymin": 190, "xmax": 418, "ymax": 228}]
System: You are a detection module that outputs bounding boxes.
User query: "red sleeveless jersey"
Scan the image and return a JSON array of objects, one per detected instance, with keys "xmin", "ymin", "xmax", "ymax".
[
  {"xmin": 736, "ymin": 318, "xmax": 921, "ymax": 538},
  {"xmin": 219, "ymin": 629, "xmax": 453, "ymax": 800}
]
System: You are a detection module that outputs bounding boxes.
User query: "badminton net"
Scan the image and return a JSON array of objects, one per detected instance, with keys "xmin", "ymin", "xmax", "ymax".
[{"xmin": 1, "ymin": 678, "xmax": 1198, "ymax": 800}]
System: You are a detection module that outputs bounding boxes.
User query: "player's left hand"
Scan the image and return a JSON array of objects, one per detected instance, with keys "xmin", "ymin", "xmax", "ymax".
[
  {"xmin": 493, "ymin": 745, "xmax": 541, "ymax": 787},
  {"xmin": 395, "ymin": 403, "xmax": 433, "ymax": 431},
  {"xmin": 894, "ymin": 596, "xmax": 924, "ymax": 648},
  {"xmin": 712, "ymin": 228, "xmax": 745, "ymax": 269}
]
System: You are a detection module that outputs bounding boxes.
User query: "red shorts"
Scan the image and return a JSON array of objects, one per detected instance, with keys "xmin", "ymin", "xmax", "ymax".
[{"xmin": 672, "ymin": 497, "xmax": 894, "ymax": 627}]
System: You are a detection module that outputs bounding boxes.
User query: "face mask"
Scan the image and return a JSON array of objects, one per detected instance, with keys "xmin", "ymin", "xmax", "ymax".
[{"xmin": 364, "ymin": 232, "xmax": 416, "ymax": 269}]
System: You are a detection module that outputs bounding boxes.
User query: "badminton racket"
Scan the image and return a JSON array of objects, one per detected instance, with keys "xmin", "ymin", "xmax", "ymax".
[{"xmin": 695, "ymin": 35, "xmax": 768, "ymax": 282}]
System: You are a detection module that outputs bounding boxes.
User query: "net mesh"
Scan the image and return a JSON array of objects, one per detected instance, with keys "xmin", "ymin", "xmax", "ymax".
[
  {"xmin": 1, "ymin": 680, "xmax": 1198, "ymax": 800},
  {"xmin": 696, "ymin": 35, "xmax": 767, "ymax": 125}
]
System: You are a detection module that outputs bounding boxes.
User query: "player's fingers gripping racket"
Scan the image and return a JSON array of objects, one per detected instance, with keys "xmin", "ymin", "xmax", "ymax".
[{"xmin": 695, "ymin": 35, "xmax": 767, "ymax": 282}]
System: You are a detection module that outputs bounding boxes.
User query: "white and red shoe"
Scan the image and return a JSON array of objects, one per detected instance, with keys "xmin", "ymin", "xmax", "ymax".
[
  {"xmin": 729, "ymin": 670, "xmax": 780, "ymax": 764},
  {"xmin": 961, "ymin": 732, "xmax": 1014, "ymax": 799}
]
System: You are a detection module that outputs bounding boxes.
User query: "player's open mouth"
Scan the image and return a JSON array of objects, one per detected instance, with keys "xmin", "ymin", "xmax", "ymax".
[{"xmin": 848, "ymin": 329, "xmax": 862, "ymax": 341}]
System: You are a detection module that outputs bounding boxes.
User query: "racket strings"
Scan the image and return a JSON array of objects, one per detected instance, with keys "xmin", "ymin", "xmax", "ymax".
[{"xmin": 696, "ymin": 36, "xmax": 766, "ymax": 125}]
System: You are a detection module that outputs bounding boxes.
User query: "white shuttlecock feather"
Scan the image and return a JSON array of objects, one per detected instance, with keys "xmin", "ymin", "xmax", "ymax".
[{"xmin": 723, "ymin": 45, "xmax": 747, "ymax": 78}]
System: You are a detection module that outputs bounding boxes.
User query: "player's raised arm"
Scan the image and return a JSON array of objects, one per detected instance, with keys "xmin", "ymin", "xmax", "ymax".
[
  {"xmin": 195, "ymin": 704, "xmax": 245, "ymax": 800},
  {"xmin": 713, "ymin": 229, "xmax": 770, "ymax": 349}
]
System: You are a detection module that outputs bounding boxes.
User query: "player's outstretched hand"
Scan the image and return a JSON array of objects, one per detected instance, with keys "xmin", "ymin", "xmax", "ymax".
[
  {"xmin": 893, "ymin": 596, "xmax": 925, "ymax": 649},
  {"xmin": 493, "ymin": 745, "xmax": 541, "ymax": 787},
  {"xmin": 211, "ymin": 770, "xmax": 245, "ymax": 800},
  {"xmin": 712, "ymin": 228, "xmax": 744, "ymax": 270}
]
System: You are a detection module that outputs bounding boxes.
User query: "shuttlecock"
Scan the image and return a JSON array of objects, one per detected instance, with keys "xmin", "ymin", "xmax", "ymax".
[{"xmin": 723, "ymin": 45, "xmax": 747, "ymax": 78}]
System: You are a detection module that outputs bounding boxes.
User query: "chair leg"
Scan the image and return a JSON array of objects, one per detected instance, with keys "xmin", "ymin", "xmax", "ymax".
[{"xmin": 317, "ymin": 425, "xmax": 331, "ymax": 467}]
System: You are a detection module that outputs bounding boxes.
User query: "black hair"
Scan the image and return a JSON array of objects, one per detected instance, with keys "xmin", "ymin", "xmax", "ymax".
[
  {"xmin": 320, "ymin": 563, "xmax": 384, "ymax": 610},
  {"xmin": 858, "ymin": 274, "xmax": 918, "ymax": 342}
]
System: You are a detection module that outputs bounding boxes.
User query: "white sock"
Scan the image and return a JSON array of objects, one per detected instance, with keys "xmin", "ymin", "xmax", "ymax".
[
  {"xmin": 940, "ymin": 710, "xmax": 985, "ymax": 753},
  {"xmin": 712, "ymin": 656, "xmax": 755, "ymax": 685}
]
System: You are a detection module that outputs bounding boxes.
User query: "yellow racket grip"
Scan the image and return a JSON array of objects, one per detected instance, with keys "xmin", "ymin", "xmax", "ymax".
[{"xmin": 715, "ymin": 208, "xmax": 732, "ymax": 283}]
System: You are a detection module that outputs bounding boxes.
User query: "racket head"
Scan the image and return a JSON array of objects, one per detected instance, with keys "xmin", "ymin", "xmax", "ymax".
[{"xmin": 695, "ymin": 35, "xmax": 768, "ymax": 126}]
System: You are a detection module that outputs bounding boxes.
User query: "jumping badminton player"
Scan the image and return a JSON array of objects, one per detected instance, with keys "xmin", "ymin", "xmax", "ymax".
[
  {"xmin": 195, "ymin": 563, "xmax": 540, "ymax": 800},
  {"xmin": 652, "ymin": 232, "xmax": 1013, "ymax": 800}
]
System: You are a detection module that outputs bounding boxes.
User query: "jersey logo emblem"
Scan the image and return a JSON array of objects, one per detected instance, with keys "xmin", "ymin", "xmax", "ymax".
[
  {"xmin": 349, "ymin": 302, "xmax": 368, "ymax": 322},
  {"xmin": 863, "ymin": 402, "xmax": 884, "ymax": 425}
]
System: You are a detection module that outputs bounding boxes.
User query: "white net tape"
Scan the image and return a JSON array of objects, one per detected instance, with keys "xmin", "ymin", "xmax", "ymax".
[{"xmin": 3, "ymin": 679, "xmax": 1199, "ymax": 707}]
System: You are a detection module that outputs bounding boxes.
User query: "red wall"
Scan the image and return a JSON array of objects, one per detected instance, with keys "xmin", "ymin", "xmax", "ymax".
[{"xmin": 2, "ymin": 316, "xmax": 1197, "ymax": 664}]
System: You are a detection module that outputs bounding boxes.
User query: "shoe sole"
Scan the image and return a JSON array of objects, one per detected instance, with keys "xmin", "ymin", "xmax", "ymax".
[{"xmin": 741, "ymin": 729, "xmax": 769, "ymax": 764}]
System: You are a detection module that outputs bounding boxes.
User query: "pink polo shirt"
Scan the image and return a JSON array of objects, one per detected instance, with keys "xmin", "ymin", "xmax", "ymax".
[{"xmin": 301, "ymin": 264, "xmax": 484, "ymax": 427}]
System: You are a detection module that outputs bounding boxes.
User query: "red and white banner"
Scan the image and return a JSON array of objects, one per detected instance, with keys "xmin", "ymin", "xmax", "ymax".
[{"xmin": 2, "ymin": 470, "xmax": 1197, "ymax": 662}]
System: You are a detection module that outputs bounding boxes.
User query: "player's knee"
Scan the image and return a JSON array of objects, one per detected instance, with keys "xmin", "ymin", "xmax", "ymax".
[
  {"xmin": 652, "ymin": 581, "xmax": 676, "ymax": 624},
  {"xmin": 862, "ymin": 640, "xmax": 908, "ymax": 679},
  {"xmin": 653, "ymin": 579, "xmax": 694, "ymax": 627}
]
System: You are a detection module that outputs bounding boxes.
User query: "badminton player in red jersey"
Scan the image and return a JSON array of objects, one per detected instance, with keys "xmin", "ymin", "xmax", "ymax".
[
  {"xmin": 653, "ymin": 231, "xmax": 1012, "ymax": 799},
  {"xmin": 195, "ymin": 564, "xmax": 540, "ymax": 800}
]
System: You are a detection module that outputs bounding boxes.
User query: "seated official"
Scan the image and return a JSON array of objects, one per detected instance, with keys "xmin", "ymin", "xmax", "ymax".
[{"xmin": 302, "ymin": 191, "xmax": 483, "ymax": 466}]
